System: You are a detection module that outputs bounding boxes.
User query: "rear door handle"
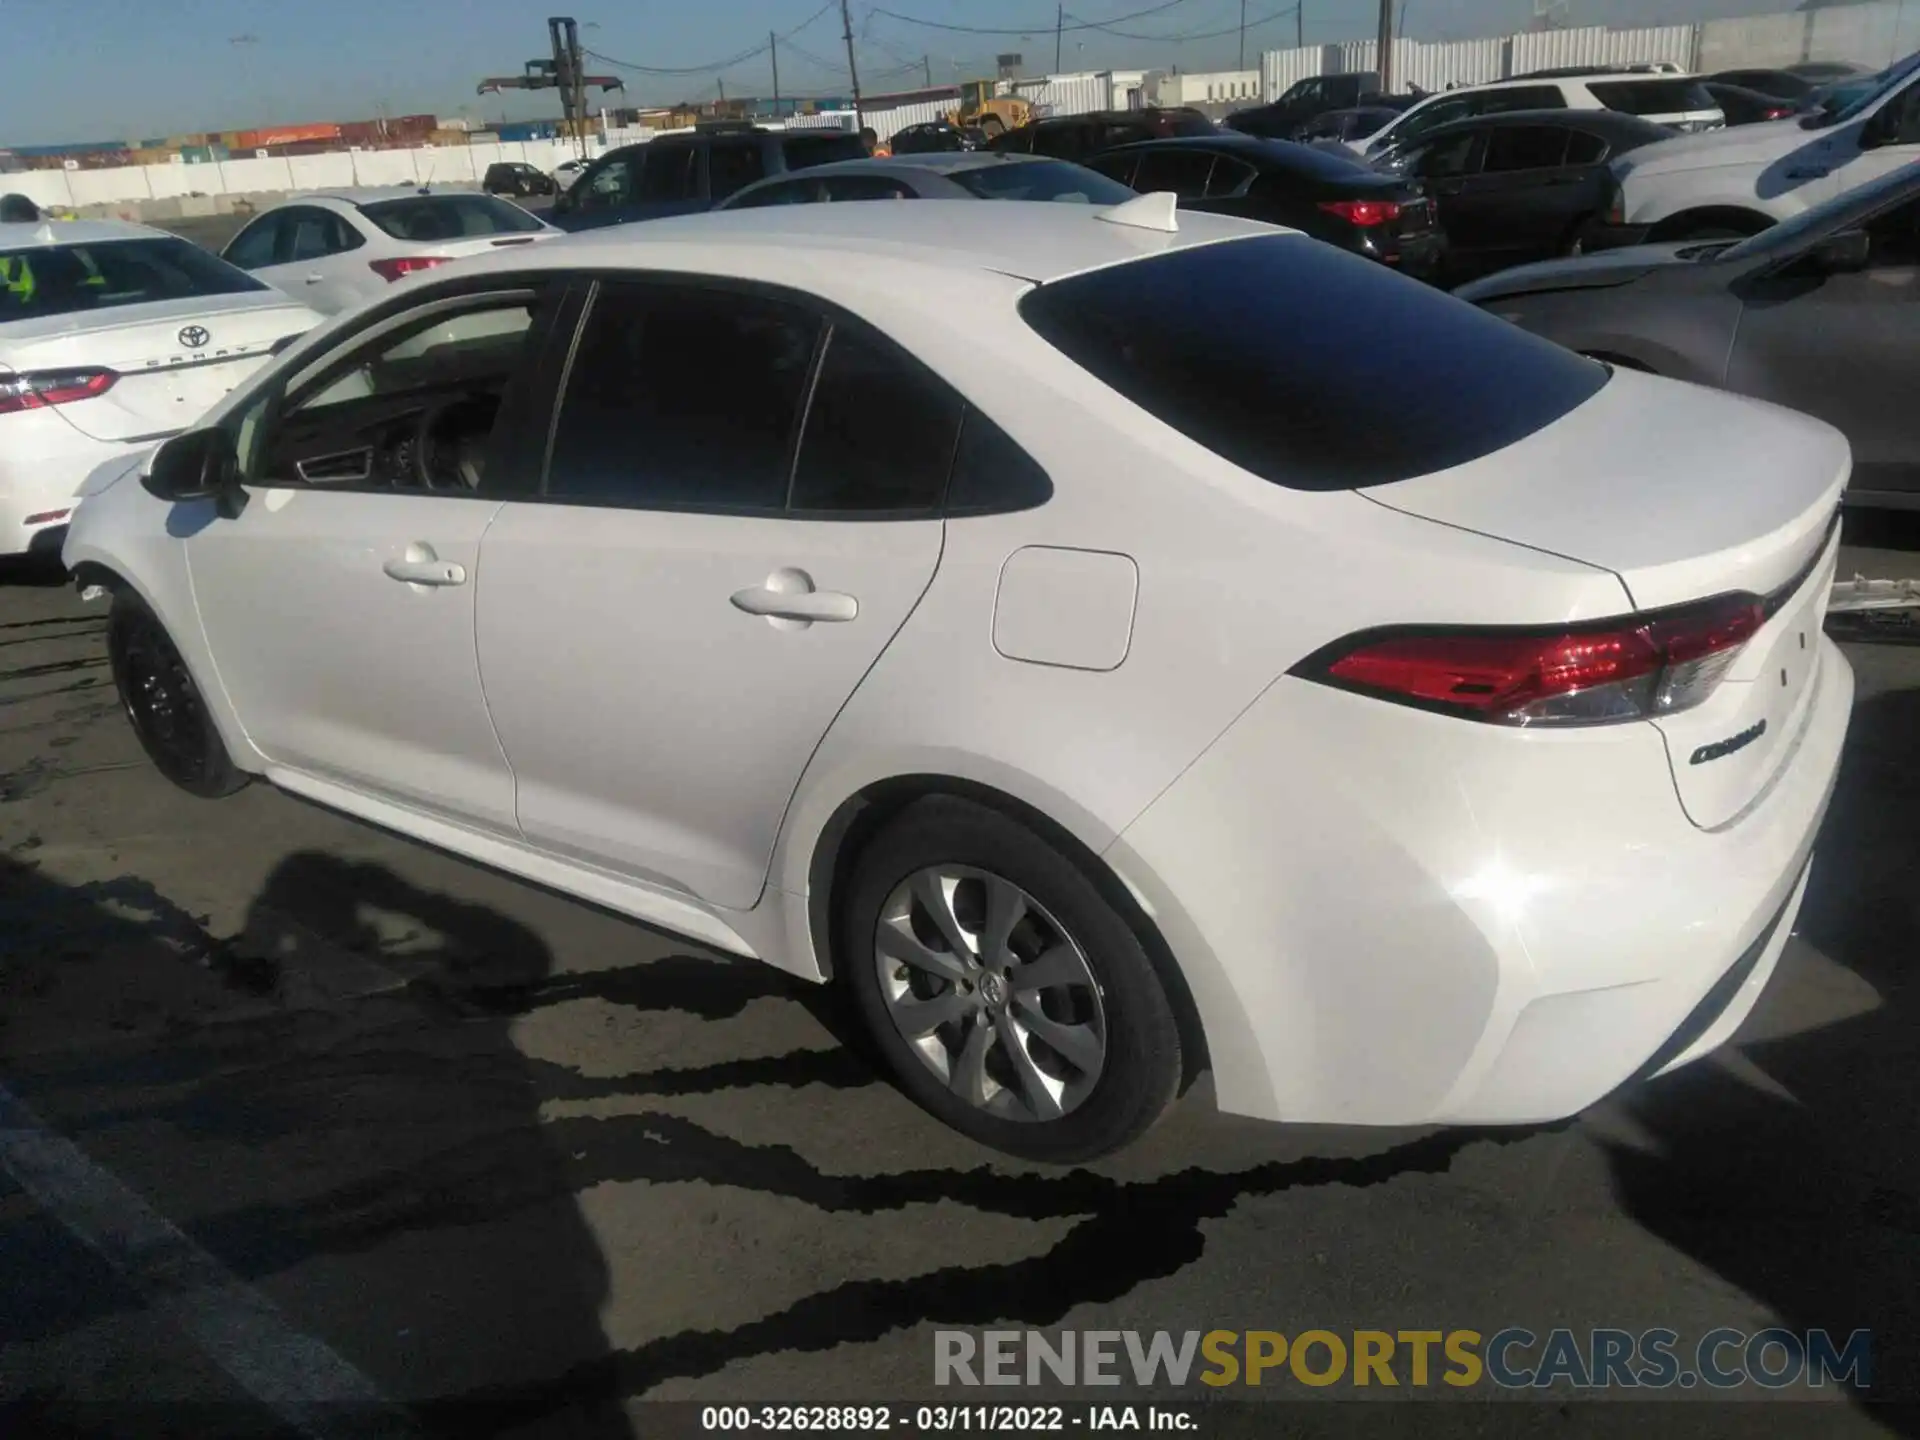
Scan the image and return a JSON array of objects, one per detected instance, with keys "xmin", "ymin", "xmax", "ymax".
[
  {"xmin": 384, "ymin": 554, "xmax": 467, "ymax": 587},
  {"xmin": 731, "ymin": 586, "xmax": 857, "ymax": 623},
  {"xmin": 304, "ymin": 272, "xmax": 326, "ymax": 283}
]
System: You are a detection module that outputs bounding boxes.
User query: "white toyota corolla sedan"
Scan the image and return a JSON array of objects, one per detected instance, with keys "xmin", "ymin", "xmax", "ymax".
[
  {"xmin": 62, "ymin": 197, "xmax": 1853, "ymax": 1161},
  {"xmin": 1, "ymin": 218, "xmax": 321, "ymax": 557}
]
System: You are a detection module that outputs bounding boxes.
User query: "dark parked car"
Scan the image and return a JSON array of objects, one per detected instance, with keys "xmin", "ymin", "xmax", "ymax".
[
  {"xmin": 1701, "ymin": 81, "xmax": 1802, "ymax": 126},
  {"xmin": 1292, "ymin": 105, "xmax": 1405, "ymax": 145},
  {"xmin": 482, "ymin": 161, "xmax": 557, "ymax": 198},
  {"xmin": 548, "ymin": 123, "xmax": 867, "ymax": 230},
  {"xmin": 715, "ymin": 152, "xmax": 1135, "ymax": 208},
  {"xmin": 1705, "ymin": 68, "xmax": 1819, "ymax": 100},
  {"xmin": 890, "ymin": 121, "xmax": 983, "ymax": 154},
  {"xmin": 1224, "ymin": 71, "xmax": 1393, "ymax": 137},
  {"xmin": 1785, "ymin": 60, "xmax": 1875, "ymax": 83},
  {"xmin": 1371, "ymin": 109, "xmax": 1674, "ymax": 284},
  {"xmin": 1082, "ymin": 133, "xmax": 1444, "ymax": 279},
  {"xmin": 1455, "ymin": 159, "xmax": 1920, "ymax": 510},
  {"xmin": 991, "ymin": 108, "xmax": 1216, "ymax": 160}
]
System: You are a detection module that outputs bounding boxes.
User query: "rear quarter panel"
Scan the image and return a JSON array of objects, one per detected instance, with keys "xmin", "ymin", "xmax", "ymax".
[{"xmin": 1475, "ymin": 280, "xmax": 1740, "ymax": 384}]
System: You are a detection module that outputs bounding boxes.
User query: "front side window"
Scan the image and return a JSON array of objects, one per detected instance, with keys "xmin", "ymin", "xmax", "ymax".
[
  {"xmin": 790, "ymin": 322, "xmax": 965, "ymax": 512},
  {"xmin": 578, "ymin": 155, "xmax": 637, "ymax": 209},
  {"xmin": 1392, "ymin": 96, "xmax": 1473, "ymax": 145},
  {"xmin": 707, "ymin": 142, "xmax": 767, "ymax": 199},
  {"xmin": 638, "ymin": 147, "xmax": 698, "ymax": 202},
  {"xmin": 948, "ymin": 159, "xmax": 1135, "ymax": 204},
  {"xmin": 548, "ymin": 282, "xmax": 818, "ymax": 510},
  {"xmin": 781, "ymin": 133, "xmax": 868, "ymax": 170},
  {"xmin": 1019, "ymin": 234, "xmax": 1607, "ymax": 491},
  {"xmin": 1415, "ymin": 130, "xmax": 1484, "ymax": 178},
  {"xmin": 0, "ymin": 238, "xmax": 267, "ymax": 320}
]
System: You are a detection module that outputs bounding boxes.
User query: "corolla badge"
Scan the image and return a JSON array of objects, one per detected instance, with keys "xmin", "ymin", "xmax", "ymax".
[
  {"xmin": 1690, "ymin": 718, "xmax": 1766, "ymax": 766},
  {"xmin": 178, "ymin": 325, "xmax": 211, "ymax": 349}
]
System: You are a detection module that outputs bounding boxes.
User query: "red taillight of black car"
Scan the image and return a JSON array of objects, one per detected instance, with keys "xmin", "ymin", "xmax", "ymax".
[
  {"xmin": 1318, "ymin": 198, "xmax": 1402, "ymax": 227},
  {"xmin": 1292, "ymin": 593, "xmax": 1767, "ymax": 726}
]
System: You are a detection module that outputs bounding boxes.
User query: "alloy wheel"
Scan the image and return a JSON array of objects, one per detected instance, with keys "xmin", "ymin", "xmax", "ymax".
[{"xmin": 874, "ymin": 865, "xmax": 1107, "ymax": 1123}]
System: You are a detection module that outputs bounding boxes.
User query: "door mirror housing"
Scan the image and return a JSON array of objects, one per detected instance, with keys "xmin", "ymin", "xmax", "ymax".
[
  {"xmin": 1809, "ymin": 227, "xmax": 1872, "ymax": 273},
  {"xmin": 551, "ymin": 184, "xmax": 575, "ymax": 214},
  {"xmin": 142, "ymin": 427, "xmax": 239, "ymax": 504}
]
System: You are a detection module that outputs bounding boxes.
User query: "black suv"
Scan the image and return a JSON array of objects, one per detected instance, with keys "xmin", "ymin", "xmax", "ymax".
[
  {"xmin": 549, "ymin": 123, "xmax": 869, "ymax": 231},
  {"xmin": 1225, "ymin": 73, "xmax": 1411, "ymax": 138},
  {"xmin": 989, "ymin": 108, "xmax": 1215, "ymax": 161},
  {"xmin": 482, "ymin": 161, "xmax": 557, "ymax": 198}
]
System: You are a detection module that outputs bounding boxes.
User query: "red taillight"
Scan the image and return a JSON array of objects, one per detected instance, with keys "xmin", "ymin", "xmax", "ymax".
[
  {"xmin": 1319, "ymin": 198, "xmax": 1401, "ymax": 227},
  {"xmin": 369, "ymin": 255, "xmax": 451, "ymax": 282},
  {"xmin": 1299, "ymin": 595, "xmax": 1766, "ymax": 726},
  {"xmin": 0, "ymin": 368, "xmax": 117, "ymax": 416},
  {"xmin": 1764, "ymin": 106, "xmax": 1794, "ymax": 121}
]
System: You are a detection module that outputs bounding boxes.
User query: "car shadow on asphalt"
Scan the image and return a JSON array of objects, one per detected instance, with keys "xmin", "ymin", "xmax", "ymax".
[{"xmin": 1596, "ymin": 681, "xmax": 1920, "ymax": 1428}]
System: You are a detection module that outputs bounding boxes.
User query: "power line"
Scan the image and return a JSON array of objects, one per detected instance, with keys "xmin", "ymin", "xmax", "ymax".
[
  {"xmin": 585, "ymin": 1, "xmax": 833, "ymax": 76},
  {"xmin": 1067, "ymin": 2, "xmax": 1298, "ymax": 42},
  {"xmin": 867, "ymin": 0, "xmax": 1194, "ymax": 38}
]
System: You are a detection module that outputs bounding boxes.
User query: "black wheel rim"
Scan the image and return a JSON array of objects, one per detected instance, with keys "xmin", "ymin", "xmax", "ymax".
[{"xmin": 119, "ymin": 618, "xmax": 209, "ymax": 785}]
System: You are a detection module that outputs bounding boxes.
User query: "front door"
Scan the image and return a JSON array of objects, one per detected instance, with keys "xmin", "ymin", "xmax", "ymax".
[
  {"xmin": 185, "ymin": 283, "xmax": 562, "ymax": 832},
  {"xmin": 1727, "ymin": 190, "xmax": 1920, "ymax": 502},
  {"xmin": 242, "ymin": 205, "xmax": 366, "ymax": 316},
  {"xmin": 1440, "ymin": 125, "xmax": 1584, "ymax": 278},
  {"xmin": 476, "ymin": 278, "xmax": 960, "ymax": 911}
]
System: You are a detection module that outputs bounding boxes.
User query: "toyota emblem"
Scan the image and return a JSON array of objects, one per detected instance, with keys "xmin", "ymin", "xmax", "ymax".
[{"xmin": 178, "ymin": 325, "xmax": 211, "ymax": 349}]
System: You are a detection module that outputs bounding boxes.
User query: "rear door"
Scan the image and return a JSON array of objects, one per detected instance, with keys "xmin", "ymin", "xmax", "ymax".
[
  {"xmin": 244, "ymin": 205, "xmax": 367, "ymax": 315},
  {"xmin": 475, "ymin": 277, "xmax": 959, "ymax": 910},
  {"xmin": 1726, "ymin": 187, "xmax": 1920, "ymax": 503},
  {"xmin": 1439, "ymin": 125, "xmax": 1581, "ymax": 274},
  {"xmin": 705, "ymin": 139, "xmax": 769, "ymax": 205}
]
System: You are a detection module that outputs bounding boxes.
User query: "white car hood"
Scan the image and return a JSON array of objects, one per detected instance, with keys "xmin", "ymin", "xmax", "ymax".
[{"xmin": 1616, "ymin": 116, "xmax": 1809, "ymax": 176}]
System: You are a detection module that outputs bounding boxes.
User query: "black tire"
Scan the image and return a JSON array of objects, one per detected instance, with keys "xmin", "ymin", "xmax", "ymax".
[
  {"xmin": 107, "ymin": 590, "xmax": 247, "ymax": 799},
  {"xmin": 839, "ymin": 796, "xmax": 1182, "ymax": 1163}
]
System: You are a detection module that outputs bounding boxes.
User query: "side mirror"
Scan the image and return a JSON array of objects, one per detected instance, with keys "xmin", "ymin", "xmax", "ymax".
[
  {"xmin": 552, "ymin": 186, "xmax": 575, "ymax": 213},
  {"xmin": 141, "ymin": 427, "xmax": 238, "ymax": 504},
  {"xmin": 1810, "ymin": 227, "xmax": 1871, "ymax": 273}
]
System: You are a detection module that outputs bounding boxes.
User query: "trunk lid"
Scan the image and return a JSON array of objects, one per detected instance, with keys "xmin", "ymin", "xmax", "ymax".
[
  {"xmin": 1365, "ymin": 367, "xmax": 1849, "ymax": 828},
  {"xmin": 0, "ymin": 291, "xmax": 318, "ymax": 441},
  {"xmin": 417, "ymin": 230, "xmax": 562, "ymax": 262}
]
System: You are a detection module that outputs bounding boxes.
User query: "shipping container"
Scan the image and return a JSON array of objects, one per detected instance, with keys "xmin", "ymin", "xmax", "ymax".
[
  {"xmin": 494, "ymin": 120, "xmax": 556, "ymax": 141},
  {"xmin": 10, "ymin": 140, "xmax": 127, "ymax": 156},
  {"xmin": 233, "ymin": 122, "xmax": 342, "ymax": 150}
]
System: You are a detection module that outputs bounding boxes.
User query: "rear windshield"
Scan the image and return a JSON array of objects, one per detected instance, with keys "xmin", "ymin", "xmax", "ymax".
[
  {"xmin": 0, "ymin": 237, "xmax": 265, "ymax": 321},
  {"xmin": 1586, "ymin": 78, "xmax": 1718, "ymax": 115},
  {"xmin": 359, "ymin": 194, "xmax": 544, "ymax": 241},
  {"xmin": 781, "ymin": 133, "xmax": 868, "ymax": 170},
  {"xmin": 948, "ymin": 160, "xmax": 1136, "ymax": 204},
  {"xmin": 1018, "ymin": 235, "xmax": 1607, "ymax": 490}
]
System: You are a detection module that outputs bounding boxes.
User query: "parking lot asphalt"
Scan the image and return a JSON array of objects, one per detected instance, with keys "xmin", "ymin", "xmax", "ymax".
[{"xmin": 3, "ymin": 515, "xmax": 1919, "ymax": 1440}]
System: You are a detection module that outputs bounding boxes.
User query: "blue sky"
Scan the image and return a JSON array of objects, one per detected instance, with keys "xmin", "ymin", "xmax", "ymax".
[{"xmin": 3, "ymin": 0, "xmax": 1798, "ymax": 145}]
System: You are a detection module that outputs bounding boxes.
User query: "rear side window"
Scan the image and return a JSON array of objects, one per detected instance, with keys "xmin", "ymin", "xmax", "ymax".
[
  {"xmin": 1485, "ymin": 85, "xmax": 1568, "ymax": 113},
  {"xmin": 1563, "ymin": 130, "xmax": 1608, "ymax": 165},
  {"xmin": 1483, "ymin": 126, "xmax": 1570, "ymax": 172},
  {"xmin": 781, "ymin": 133, "xmax": 868, "ymax": 170},
  {"xmin": 638, "ymin": 147, "xmax": 698, "ymax": 202},
  {"xmin": 947, "ymin": 409, "xmax": 1052, "ymax": 515},
  {"xmin": 790, "ymin": 323, "xmax": 965, "ymax": 513},
  {"xmin": 1, "ymin": 238, "xmax": 267, "ymax": 320},
  {"xmin": 548, "ymin": 283, "xmax": 820, "ymax": 510},
  {"xmin": 950, "ymin": 159, "xmax": 1135, "ymax": 204},
  {"xmin": 1587, "ymin": 79, "xmax": 1716, "ymax": 115},
  {"xmin": 1018, "ymin": 235, "xmax": 1607, "ymax": 491},
  {"xmin": 706, "ymin": 143, "xmax": 767, "ymax": 199}
]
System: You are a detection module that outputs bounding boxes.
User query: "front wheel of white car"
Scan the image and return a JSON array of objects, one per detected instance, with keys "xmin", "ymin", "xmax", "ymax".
[
  {"xmin": 840, "ymin": 796, "xmax": 1182, "ymax": 1162},
  {"xmin": 107, "ymin": 591, "xmax": 247, "ymax": 800}
]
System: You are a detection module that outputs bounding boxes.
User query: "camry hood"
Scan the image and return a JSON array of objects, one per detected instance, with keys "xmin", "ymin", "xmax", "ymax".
[
  {"xmin": 1616, "ymin": 116, "xmax": 1807, "ymax": 175},
  {"xmin": 1453, "ymin": 243, "xmax": 1710, "ymax": 302}
]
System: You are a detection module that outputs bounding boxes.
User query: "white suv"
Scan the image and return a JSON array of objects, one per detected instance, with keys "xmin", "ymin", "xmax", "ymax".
[
  {"xmin": 1599, "ymin": 52, "xmax": 1920, "ymax": 244},
  {"xmin": 1356, "ymin": 73, "xmax": 1725, "ymax": 159}
]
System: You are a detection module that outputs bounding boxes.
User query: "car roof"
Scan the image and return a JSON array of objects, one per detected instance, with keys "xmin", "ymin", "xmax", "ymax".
[
  {"xmin": 446, "ymin": 197, "xmax": 1286, "ymax": 287},
  {"xmin": 0, "ymin": 218, "xmax": 170, "ymax": 248},
  {"xmin": 781, "ymin": 151, "xmax": 1055, "ymax": 178},
  {"xmin": 258, "ymin": 188, "xmax": 483, "ymax": 210},
  {"xmin": 1408, "ymin": 107, "xmax": 1673, "ymax": 137},
  {"xmin": 1096, "ymin": 132, "xmax": 1377, "ymax": 176}
]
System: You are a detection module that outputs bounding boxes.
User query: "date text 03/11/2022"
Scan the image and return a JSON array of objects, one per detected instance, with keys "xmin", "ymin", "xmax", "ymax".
[{"xmin": 699, "ymin": 1405, "xmax": 1196, "ymax": 1432}]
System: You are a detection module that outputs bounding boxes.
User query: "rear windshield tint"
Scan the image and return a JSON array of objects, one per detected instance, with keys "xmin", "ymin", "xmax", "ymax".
[
  {"xmin": 1586, "ymin": 79, "xmax": 1718, "ymax": 115},
  {"xmin": 948, "ymin": 159, "xmax": 1136, "ymax": 204},
  {"xmin": 0, "ymin": 237, "xmax": 265, "ymax": 321},
  {"xmin": 782, "ymin": 133, "xmax": 868, "ymax": 170},
  {"xmin": 1018, "ymin": 235, "xmax": 1607, "ymax": 491},
  {"xmin": 359, "ymin": 194, "xmax": 544, "ymax": 240}
]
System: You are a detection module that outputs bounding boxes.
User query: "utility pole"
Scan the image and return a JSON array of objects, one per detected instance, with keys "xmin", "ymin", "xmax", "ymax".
[
  {"xmin": 770, "ymin": 31, "xmax": 780, "ymax": 117},
  {"xmin": 1238, "ymin": 0, "xmax": 1247, "ymax": 69},
  {"xmin": 1296, "ymin": 1, "xmax": 1304, "ymax": 49},
  {"xmin": 1055, "ymin": 5, "xmax": 1064, "ymax": 71},
  {"xmin": 1375, "ymin": 0, "xmax": 1393, "ymax": 93},
  {"xmin": 923, "ymin": 54, "xmax": 932, "ymax": 87},
  {"xmin": 839, "ymin": 0, "xmax": 864, "ymax": 127}
]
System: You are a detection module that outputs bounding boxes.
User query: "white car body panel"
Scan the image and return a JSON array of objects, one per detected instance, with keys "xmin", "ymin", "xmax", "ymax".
[
  {"xmin": 1357, "ymin": 75, "xmax": 1725, "ymax": 159},
  {"xmin": 1611, "ymin": 63, "xmax": 1920, "ymax": 229},
  {"xmin": 0, "ymin": 219, "xmax": 320, "ymax": 554},
  {"xmin": 63, "ymin": 203, "xmax": 1855, "ymax": 1128}
]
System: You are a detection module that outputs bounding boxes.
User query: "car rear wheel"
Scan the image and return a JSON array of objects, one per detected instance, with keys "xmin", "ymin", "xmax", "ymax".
[
  {"xmin": 107, "ymin": 590, "xmax": 247, "ymax": 799},
  {"xmin": 840, "ymin": 796, "xmax": 1182, "ymax": 1162}
]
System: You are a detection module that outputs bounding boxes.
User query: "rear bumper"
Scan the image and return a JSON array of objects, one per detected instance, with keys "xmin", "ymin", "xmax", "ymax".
[
  {"xmin": 0, "ymin": 416, "xmax": 137, "ymax": 557},
  {"xmin": 1105, "ymin": 634, "xmax": 1854, "ymax": 1128}
]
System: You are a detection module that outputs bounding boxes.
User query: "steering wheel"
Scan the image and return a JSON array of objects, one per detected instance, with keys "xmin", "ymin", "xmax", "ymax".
[{"xmin": 413, "ymin": 394, "xmax": 499, "ymax": 491}]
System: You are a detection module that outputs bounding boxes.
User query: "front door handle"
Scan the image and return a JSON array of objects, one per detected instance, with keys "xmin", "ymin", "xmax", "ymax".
[
  {"xmin": 384, "ymin": 545, "xmax": 466, "ymax": 587},
  {"xmin": 731, "ymin": 567, "xmax": 857, "ymax": 626},
  {"xmin": 304, "ymin": 272, "xmax": 326, "ymax": 283}
]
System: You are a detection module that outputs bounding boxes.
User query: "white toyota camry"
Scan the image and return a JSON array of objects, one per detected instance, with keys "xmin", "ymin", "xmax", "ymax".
[
  {"xmin": 62, "ymin": 198, "xmax": 1852, "ymax": 1161},
  {"xmin": 1, "ymin": 219, "xmax": 321, "ymax": 557}
]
